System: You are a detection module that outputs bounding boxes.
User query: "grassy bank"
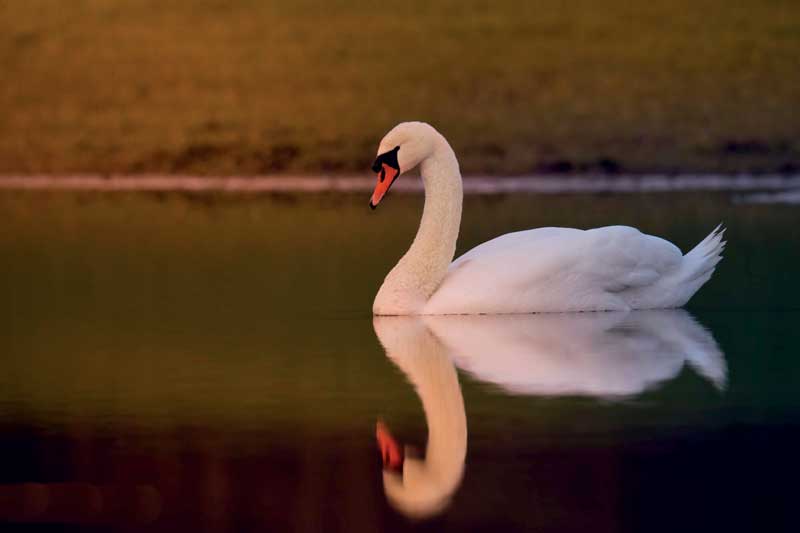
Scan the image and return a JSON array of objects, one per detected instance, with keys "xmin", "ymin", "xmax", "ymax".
[{"xmin": 1, "ymin": 0, "xmax": 799, "ymax": 175}]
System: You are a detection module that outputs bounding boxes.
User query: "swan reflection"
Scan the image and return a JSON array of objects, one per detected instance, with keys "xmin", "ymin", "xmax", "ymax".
[
  {"xmin": 374, "ymin": 317, "xmax": 467, "ymax": 520},
  {"xmin": 374, "ymin": 310, "xmax": 726, "ymax": 519},
  {"xmin": 427, "ymin": 309, "xmax": 726, "ymax": 397}
]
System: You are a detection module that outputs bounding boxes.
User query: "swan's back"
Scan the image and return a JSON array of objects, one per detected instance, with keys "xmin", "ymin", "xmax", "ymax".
[{"xmin": 424, "ymin": 225, "xmax": 720, "ymax": 314}]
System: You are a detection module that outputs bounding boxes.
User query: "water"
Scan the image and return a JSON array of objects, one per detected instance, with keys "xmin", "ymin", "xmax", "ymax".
[{"xmin": 1, "ymin": 189, "xmax": 798, "ymax": 532}]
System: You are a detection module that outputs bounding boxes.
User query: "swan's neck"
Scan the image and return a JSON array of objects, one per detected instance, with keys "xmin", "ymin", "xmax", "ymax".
[
  {"xmin": 405, "ymin": 150, "xmax": 463, "ymax": 286},
  {"xmin": 375, "ymin": 141, "xmax": 463, "ymax": 314}
]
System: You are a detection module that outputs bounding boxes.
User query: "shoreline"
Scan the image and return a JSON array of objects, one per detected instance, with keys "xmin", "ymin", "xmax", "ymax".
[{"xmin": 1, "ymin": 174, "xmax": 799, "ymax": 195}]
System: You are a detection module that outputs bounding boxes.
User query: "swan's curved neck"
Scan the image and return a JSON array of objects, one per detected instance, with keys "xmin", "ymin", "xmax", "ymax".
[{"xmin": 375, "ymin": 140, "xmax": 462, "ymax": 314}]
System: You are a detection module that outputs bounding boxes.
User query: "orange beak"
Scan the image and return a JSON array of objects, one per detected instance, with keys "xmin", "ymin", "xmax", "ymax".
[
  {"xmin": 370, "ymin": 163, "xmax": 400, "ymax": 209},
  {"xmin": 376, "ymin": 419, "xmax": 404, "ymax": 471}
]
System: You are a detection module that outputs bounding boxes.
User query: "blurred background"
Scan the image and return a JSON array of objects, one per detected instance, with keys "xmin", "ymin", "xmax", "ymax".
[{"xmin": 1, "ymin": 0, "xmax": 798, "ymax": 176}]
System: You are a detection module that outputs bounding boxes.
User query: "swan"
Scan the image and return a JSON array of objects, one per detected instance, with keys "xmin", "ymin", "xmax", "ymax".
[
  {"xmin": 372, "ymin": 311, "xmax": 724, "ymax": 518},
  {"xmin": 369, "ymin": 122, "xmax": 726, "ymax": 315}
]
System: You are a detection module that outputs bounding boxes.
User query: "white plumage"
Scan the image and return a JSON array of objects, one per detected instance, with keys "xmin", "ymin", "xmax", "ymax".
[
  {"xmin": 426, "ymin": 224, "xmax": 725, "ymax": 313},
  {"xmin": 370, "ymin": 122, "xmax": 725, "ymax": 315}
]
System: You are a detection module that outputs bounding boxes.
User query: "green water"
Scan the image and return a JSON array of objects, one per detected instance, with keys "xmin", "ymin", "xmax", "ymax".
[{"xmin": 0, "ymin": 190, "xmax": 798, "ymax": 532}]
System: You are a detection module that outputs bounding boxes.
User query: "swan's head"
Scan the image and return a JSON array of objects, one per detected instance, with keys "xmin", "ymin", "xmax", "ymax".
[{"xmin": 369, "ymin": 122, "xmax": 442, "ymax": 209}]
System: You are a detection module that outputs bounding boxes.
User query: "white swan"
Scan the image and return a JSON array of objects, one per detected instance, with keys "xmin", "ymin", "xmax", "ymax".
[{"xmin": 369, "ymin": 122, "xmax": 725, "ymax": 315}]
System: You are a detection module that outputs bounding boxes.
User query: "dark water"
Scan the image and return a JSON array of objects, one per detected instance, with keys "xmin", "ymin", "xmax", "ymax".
[{"xmin": 1, "ymin": 190, "xmax": 798, "ymax": 532}]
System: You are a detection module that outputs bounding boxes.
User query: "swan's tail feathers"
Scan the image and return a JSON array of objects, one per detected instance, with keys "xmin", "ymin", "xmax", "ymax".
[
  {"xmin": 685, "ymin": 224, "xmax": 726, "ymax": 277},
  {"xmin": 678, "ymin": 224, "xmax": 726, "ymax": 300}
]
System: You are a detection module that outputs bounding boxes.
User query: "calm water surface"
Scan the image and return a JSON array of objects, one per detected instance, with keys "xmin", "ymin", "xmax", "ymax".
[{"xmin": 1, "ymin": 190, "xmax": 798, "ymax": 532}]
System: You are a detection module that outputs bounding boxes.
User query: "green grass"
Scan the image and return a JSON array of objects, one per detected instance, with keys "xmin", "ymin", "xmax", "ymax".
[{"xmin": 1, "ymin": 0, "xmax": 799, "ymax": 175}]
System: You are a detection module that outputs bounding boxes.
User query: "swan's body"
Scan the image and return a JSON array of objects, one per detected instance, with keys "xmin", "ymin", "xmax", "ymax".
[{"xmin": 369, "ymin": 122, "xmax": 725, "ymax": 315}]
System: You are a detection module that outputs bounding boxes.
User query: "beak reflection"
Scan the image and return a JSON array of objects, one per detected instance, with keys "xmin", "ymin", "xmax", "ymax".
[{"xmin": 376, "ymin": 419, "xmax": 404, "ymax": 472}]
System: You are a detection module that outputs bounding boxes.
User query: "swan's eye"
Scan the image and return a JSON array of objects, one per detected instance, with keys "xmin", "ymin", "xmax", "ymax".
[
  {"xmin": 371, "ymin": 146, "xmax": 401, "ymax": 174},
  {"xmin": 383, "ymin": 146, "xmax": 400, "ymax": 170}
]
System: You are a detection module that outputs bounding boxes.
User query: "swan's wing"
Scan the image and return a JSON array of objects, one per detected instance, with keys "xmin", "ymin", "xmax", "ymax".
[
  {"xmin": 424, "ymin": 226, "xmax": 684, "ymax": 313},
  {"xmin": 579, "ymin": 226, "xmax": 683, "ymax": 292}
]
